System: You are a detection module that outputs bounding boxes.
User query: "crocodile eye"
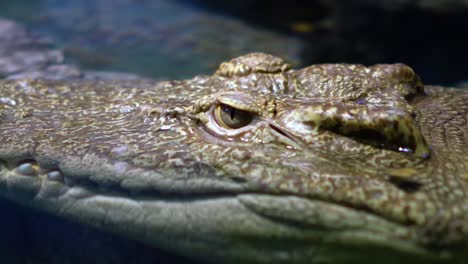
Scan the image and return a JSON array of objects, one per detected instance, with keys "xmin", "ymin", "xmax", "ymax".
[{"xmin": 215, "ymin": 104, "xmax": 253, "ymax": 129}]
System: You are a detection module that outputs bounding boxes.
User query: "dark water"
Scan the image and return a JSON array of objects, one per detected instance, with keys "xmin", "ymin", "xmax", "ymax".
[
  {"xmin": 0, "ymin": 0, "xmax": 302, "ymax": 80},
  {"xmin": 1, "ymin": 0, "xmax": 466, "ymax": 84}
]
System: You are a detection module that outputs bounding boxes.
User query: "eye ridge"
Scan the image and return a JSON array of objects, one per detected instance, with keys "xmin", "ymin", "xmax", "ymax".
[{"xmin": 216, "ymin": 103, "xmax": 253, "ymax": 129}]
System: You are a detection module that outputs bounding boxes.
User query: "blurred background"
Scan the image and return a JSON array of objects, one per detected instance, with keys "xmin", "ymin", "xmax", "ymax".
[
  {"xmin": 0, "ymin": 1, "xmax": 467, "ymax": 264},
  {"xmin": 0, "ymin": 0, "xmax": 467, "ymax": 85}
]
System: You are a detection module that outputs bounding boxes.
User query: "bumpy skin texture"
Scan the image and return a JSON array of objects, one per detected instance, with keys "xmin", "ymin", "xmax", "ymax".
[{"xmin": 0, "ymin": 53, "xmax": 467, "ymax": 263}]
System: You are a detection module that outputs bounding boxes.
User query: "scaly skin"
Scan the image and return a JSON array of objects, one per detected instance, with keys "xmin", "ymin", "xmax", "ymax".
[{"xmin": 0, "ymin": 53, "xmax": 466, "ymax": 263}]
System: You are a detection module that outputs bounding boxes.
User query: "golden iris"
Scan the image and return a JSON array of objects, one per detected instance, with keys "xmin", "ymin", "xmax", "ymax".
[{"xmin": 215, "ymin": 104, "xmax": 253, "ymax": 129}]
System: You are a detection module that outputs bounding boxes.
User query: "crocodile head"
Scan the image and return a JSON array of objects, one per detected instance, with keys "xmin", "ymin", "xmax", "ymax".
[{"xmin": 0, "ymin": 53, "xmax": 466, "ymax": 263}]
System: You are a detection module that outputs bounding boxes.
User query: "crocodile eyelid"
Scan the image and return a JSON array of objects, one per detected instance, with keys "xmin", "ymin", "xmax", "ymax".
[{"xmin": 216, "ymin": 93, "xmax": 262, "ymax": 115}]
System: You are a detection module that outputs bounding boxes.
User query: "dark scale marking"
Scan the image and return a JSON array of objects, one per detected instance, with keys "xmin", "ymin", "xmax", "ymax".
[{"xmin": 388, "ymin": 176, "xmax": 423, "ymax": 193}]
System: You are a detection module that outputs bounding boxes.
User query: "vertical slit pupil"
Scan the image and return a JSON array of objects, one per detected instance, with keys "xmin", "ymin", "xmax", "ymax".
[
  {"xmin": 230, "ymin": 108, "xmax": 236, "ymax": 120},
  {"xmin": 221, "ymin": 104, "xmax": 236, "ymax": 120}
]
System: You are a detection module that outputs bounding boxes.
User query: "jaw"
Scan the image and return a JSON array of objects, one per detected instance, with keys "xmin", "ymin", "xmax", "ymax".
[
  {"xmin": 0, "ymin": 166, "xmax": 452, "ymax": 264},
  {"xmin": 0, "ymin": 195, "xmax": 204, "ymax": 264}
]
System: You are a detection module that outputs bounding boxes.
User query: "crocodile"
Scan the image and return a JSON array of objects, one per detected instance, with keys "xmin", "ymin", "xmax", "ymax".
[{"xmin": 0, "ymin": 53, "xmax": 466, "ymax": 263}]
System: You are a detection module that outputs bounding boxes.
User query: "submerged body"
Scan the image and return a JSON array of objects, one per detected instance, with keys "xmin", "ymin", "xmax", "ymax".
[{"xmin": 0, "ymin": 53, "xmax": 466, "ymax": 263}]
